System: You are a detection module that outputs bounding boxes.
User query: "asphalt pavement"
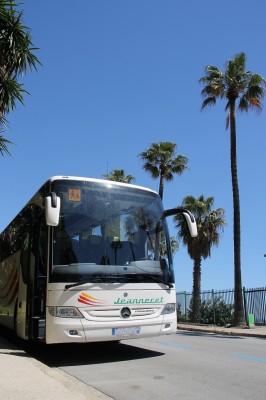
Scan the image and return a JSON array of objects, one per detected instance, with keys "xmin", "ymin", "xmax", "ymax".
[{"xmin": 1, "ymin": 324, "xmax": 265, "ymax": 400}]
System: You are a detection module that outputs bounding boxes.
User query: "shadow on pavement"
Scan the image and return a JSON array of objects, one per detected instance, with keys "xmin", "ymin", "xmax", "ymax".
[{"xmin": 0, "ymin": 325, "xmax": 164, "ymax": 368}]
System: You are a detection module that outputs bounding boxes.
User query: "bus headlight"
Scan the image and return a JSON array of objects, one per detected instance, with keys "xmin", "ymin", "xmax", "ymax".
[
  {"xmin": 48, "ymin": 306, "xmax": 83, "ymax": 318},
  {"xmin": 161, "ymin": 303, "xmax": 176, "ymax": 315}
]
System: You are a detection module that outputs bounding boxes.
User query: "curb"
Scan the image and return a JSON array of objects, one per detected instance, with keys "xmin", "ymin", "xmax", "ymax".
[{"xmin": 176, "ymin": 325, "xmax": 266, "ymax": 338}]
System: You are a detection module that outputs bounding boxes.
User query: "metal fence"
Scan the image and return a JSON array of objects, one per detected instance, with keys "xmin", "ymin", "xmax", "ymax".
[{"xmin": 176, "ymin": 287, "xmax": 266, "ymax": 325}]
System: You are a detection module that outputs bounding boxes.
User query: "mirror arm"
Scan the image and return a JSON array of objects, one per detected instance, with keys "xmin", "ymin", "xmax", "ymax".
[
  {"xmin": 49, "ymin": 192, "xmax": 58, "ymax": 208},
  {"xmin": 163, "ymin": 207, "xmax": 195, "ymax": 222},
  {"xmin": 163, "ymin": 207, "xmax": 197, "ymax": 238}
]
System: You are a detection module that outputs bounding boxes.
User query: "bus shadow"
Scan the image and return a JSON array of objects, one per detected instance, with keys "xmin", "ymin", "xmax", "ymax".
[
  {"xmin": 25, "ymin": 341, "xmax": 165, "ymax": 368},
  {"xmin": 0, "ymin": 327, "xmax": 164, "ymax": 368}
]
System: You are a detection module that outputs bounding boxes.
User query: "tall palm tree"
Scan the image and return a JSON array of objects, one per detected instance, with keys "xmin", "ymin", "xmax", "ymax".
[
  {"xmin": 102, "ymin": 169, "xmax": 135, "ymax": 184},
  {"xmin": 199, "ymin": 52, "xmax": 266, "ymax": 326},
  {"xmin": 174, "ymin": 195, "xmax": 226, "ymax": 323},
  {"xmin": 0, "ymin": 1, "xmax": 41, "ymax": 154},
  {"xmin": 139, "ymin": 142, "xmax": 188, "ymax": 200}
]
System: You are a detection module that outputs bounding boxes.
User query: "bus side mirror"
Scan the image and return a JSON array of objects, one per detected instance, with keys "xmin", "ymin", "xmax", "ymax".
[
  {"xmin": 45, "ymin": 193, "xmax": 61, "ymax": 226},
  {"xmin": 163, "ymin": 207, "xmax": 198, "ymax": 238},
  {"xmin": 182, "ymin": 212, "xmax": 198, "ymax": 237}
]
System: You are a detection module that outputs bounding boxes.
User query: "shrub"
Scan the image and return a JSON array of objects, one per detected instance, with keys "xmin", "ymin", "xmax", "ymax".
[
  {"xmin": 183, "ymin": 297, "xmax": 234, "ymax": 326},
  {"xmin": 176, "ymin": 303, "xmax": 188, "ymax": 323}
]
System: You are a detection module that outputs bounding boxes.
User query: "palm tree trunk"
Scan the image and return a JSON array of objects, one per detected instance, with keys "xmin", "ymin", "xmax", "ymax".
[
  {"xmin": 159, "ymin": 173, "xmax": 164, "ymax": 200},
  {"xmin": 191, "ymin": 257, "xmax": 202, "ymax": 323},
  {"xmin": 230, "ymin": 100, "xmax": 246, "ymax": 326}
]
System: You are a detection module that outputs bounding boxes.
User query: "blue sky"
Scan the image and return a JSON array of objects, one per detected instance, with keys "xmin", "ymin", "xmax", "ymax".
[{"xmin": 1, "ymin": 0, "xmax": 266, "ymax": 292}]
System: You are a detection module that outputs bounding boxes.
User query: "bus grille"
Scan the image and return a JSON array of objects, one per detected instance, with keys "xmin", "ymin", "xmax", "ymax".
[{"xmin": 81, "ymin": 306, "xmax": 162, "ymax": 321}]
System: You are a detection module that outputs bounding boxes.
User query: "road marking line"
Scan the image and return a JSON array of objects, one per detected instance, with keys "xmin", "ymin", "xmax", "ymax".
[
  {"xmin": 160, "ymin": 342, "xmax": 192, "ymax": 349},
  {"xmin": 233, "ymin": 354, "xmax": 266, "ymax": 363}
]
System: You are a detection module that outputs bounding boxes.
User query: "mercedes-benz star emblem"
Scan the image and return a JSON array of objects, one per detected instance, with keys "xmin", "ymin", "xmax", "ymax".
[{"xmin": 121, "ymin": 307, "xmax": 131, "ymax": 319}]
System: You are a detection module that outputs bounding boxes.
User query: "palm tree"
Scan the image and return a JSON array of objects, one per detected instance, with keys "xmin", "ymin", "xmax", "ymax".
[
  {"xmin": 139, "ymin": 142, "xmax": 188, "ymax": 200},
  {"xmin": 199, "ymin": 52, "xmax": 266, "ymax": 326},
  {"xmin": 0, "ymin": 1, "xmax": 41, "ymax": 154},
  {"xmin": 174, "ymin": 195, "xmax": 226, "ymax": 323},
  {"xmin": 102, "ymin": 169, "xmax": 135, "ymax": 184},
  {"xmin": 161, "ymin": 236, "xmax": 179, "ymax": 258},
  {"xmin": 0, "ymin": 132, "xmax": 12, "ymax": 155}
]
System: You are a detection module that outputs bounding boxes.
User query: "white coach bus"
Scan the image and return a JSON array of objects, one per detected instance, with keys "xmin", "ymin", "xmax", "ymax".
[{"xmin": 0, "ymin": 176, "xmax": 197, "ymax": 344}]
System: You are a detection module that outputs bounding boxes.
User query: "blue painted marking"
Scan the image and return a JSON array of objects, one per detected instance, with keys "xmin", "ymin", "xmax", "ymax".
[
  {"xmin": 234, "ymin": 354, "xmax": 266, "ymax": 363},
  {"xmin": 160, "ymin": 342, "xmax": 192, "ymax": 349}
]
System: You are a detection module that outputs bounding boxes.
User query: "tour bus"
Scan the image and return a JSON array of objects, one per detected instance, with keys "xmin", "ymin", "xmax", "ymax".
[{"xmin": 0, "ymin": 176, "xmax": 197, "ymax": 344}]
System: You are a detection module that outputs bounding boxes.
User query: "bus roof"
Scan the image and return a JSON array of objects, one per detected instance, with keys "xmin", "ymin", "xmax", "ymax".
[{"xmin": 47, "ymin": 176, "xmax": 158, "ymax": 195}]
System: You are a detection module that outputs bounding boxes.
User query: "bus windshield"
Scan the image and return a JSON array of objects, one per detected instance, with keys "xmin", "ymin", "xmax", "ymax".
[{"xmin": 49, "ymin": 180, "xmax": 174, "ymax": 285}]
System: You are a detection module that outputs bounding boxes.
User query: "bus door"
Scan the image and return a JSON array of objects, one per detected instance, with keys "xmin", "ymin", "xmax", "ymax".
[
  {"xmin": 16, "ymin": 214, "xmax": 33, "ymax": 339},
  {"xmin": 16, "ymin": 221, "xmax": 48, "ymax": 339},
  {"xmin": 26, "ymin": 220, "xmax": 48, "ymax": 340}
]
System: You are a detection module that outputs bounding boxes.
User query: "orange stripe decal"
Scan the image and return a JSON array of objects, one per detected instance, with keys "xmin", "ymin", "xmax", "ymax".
[{"xmin": 77, "ymin": 292, "xmax": 106, "ymax": 306}]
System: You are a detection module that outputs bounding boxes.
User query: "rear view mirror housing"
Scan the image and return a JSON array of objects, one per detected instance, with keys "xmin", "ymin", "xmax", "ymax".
[
  {"xmin": 45, "ymin": 192, "xmax": 61, "ymax": 226},
  {"xmin": 163, "ymin": 207, "xmax": 198, "ymax": 237}
]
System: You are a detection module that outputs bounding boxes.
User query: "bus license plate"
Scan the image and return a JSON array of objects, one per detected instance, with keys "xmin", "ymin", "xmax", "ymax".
[{"xmin": 112, "ymin": 327, "xmax": 141, "ymax": 336}]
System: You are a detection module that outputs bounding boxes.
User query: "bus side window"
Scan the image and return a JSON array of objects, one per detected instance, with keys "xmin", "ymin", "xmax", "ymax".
[{"xmin": 20, "ymin": 233, "xmax": 31, "ymax": 284}]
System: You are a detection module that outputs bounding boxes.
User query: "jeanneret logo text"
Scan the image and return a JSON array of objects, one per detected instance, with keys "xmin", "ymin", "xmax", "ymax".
[{"xmin": 114, "ymin": 297, "xmax": 164, "ymax": 305}]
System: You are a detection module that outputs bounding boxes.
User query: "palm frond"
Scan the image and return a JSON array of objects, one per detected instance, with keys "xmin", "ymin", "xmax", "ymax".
[
  {"xmin": 0, "ymin": 0, "xmax": 41, "ymax": 120},
  {"xmin": 174, "ymin": 195, "xmax": 226, "ymax": 261},
  {"xmin": 139, "ymin": 142, "xmax": 188, "ymax": 195},
  {"xmin": 102, "ymin": 168, "xmax": 135, "ymax": 183},
  {"xmin": 200, "ymin": 52, "xmax": 266, "ymax": 127},
  {"xmin": 0, "ymin": 133, "xmax": 13, "ymax": 156},
  {"xmin": 200, "ymin": 97, "xmax": 216, "ymax": 110}
]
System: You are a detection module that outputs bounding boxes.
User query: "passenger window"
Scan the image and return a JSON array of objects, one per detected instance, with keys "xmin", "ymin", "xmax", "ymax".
[{"xmin": 20, "ymin": 233, "xmax": 31, "ymax": 284}]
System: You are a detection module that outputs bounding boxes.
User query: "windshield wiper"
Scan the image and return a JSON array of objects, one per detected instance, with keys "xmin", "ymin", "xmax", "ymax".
[
  {"xmin": 65, "ymin": 277, "xmax": 104, "ymax": 290},
  {"xmin": 126, "ymin": 262, "xmax": 174, "ymax": 289},
  {"xmin": 64, "ymin": 273, "xmax": 173, "ymax": 290}
]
